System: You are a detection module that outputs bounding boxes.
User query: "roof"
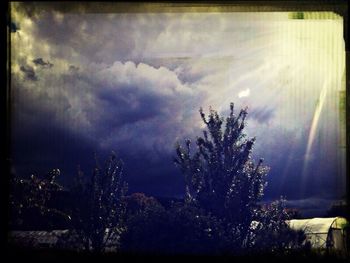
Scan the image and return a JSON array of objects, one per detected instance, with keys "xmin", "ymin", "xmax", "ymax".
[
  {"xmin": 8, "ymin": 229, "xmax": 120, "ymax": 251},
  {"xmin": 9, "ymin": 230, "xmax": 69, "ymax": 247},
  {"xmin": 287, "ymin": 217, "xmax": 347, "ymax": 234}
]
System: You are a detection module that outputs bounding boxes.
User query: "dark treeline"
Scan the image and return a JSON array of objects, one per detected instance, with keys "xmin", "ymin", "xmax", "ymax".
[{"xmin": 9, "ymin": 103, "xmax": 312, "ymax": 257}]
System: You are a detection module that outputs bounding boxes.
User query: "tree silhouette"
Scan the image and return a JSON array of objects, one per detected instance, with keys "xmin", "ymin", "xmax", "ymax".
[
  {"xmin": 175, "ymin": 103, "xmax": 270, "ymax": 249},
  {"xmin": 68, "ymin": 152, "xmax": 128, "ymax": 252},
  {"xmin": 9, "ymin": 169, "xmax": 68, "ymax": 230}
]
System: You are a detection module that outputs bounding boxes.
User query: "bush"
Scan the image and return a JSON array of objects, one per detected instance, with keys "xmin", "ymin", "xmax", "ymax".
[{"xmin": 120, "ymin": 195, "xmax": 233, "ymax": 255}]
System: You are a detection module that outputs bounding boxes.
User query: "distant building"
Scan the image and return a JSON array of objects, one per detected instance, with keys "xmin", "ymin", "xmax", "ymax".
[{"xmin": 8, "ymin": 230, "xmax": 69, "ymax": 249}]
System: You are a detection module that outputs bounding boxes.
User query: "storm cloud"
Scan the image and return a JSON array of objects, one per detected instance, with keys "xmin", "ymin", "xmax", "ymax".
[
  {"xmin": 32, "ymin": 58, "xmax": 53, "ymax": 68},
  {"xmin": 10, "ymin": 3, "xmax": 346, "ymax": 215},
  {"xmin": 19, "ymin": 65, "xmax": 37, "ymax": 81}
]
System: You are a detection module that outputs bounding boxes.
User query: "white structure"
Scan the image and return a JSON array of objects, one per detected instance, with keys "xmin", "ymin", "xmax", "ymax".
[{"xmin": 288, "ymin": 217, "xmax": 348, "ymax": 252}]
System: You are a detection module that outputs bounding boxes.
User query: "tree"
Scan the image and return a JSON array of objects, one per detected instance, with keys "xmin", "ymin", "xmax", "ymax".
[
  {"xmin": 119, "ymin": 193, "xmax": 168, "ymax": 254},
  {"xmin": 9, "ymin": 153, "xmax": 128, "ymax": 253},
  {"xmin": 174, "ymin": 103, "xmax": 269, "ymax": 249},
  {"xmin": 67, "ymin": 152, "xmax": 128, "ymax": 252},
  {"xmin": 124, "ymin": 192, "xmax": 162, "ymax": 218},
  {"xmin": 9, "ymin": 169, "xmax": 69, "ymax": 230}
]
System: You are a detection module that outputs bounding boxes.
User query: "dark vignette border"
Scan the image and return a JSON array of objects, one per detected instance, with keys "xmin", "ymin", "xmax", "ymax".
[{"xmin": 3, "ymin": 1, "xmax": 349, "ymax": 262}]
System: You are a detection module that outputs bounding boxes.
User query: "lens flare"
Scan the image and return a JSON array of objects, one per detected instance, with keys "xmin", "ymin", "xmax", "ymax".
[{"xmin": 301, "ymin": 79, "xmax": 328, "ymax": 196}]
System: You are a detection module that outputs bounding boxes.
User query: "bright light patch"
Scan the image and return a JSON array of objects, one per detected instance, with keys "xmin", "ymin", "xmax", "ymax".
[
  {"xmin": 238, "ymin": 88, "xmax": 250, "ymax": 98},
  {"xmin": 301, "ymin": 79, "xmax": 328, "ymax": 196}
]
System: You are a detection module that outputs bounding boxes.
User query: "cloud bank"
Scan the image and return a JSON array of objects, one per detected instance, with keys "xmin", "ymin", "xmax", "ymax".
[{"xmin": 10, "ymin": 3, "xmax": 346, "ymax": 209}]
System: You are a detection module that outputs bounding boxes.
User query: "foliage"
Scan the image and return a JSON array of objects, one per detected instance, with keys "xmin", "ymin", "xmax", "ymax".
[
  {"xmin": 174, "ymin": 103, "xmax": 306, "ymax": 253},
  {"xmin": 9, "ymin": 153, "xmax": 127, "ymax": 252},
  {"xmin": 9, "ymin": 169, "xmax": 69, "ymax": 230},
  {"xmin": 120, "ymin": 196, "xmax": 231, "ymax": 255},
  {"xmin": 124, "ymin": 192, "xmax": 161, "ymax": 217},
  {"xmin": 248, "ymin": 199, "xmax": 309, "ymax": 254},
  {"xmin": 119, "ymin": 194, "xmax": 167, "ymax": 254},
  {"xmin": 175, "ymin": 103, "xmax": 269, "ymax": 246},
  {"xmin": 67, "ymin": 152, "xmax": 128, "ymax": 252},
  {"xmin": 9, "ymin": 103, "xmax": 310, "ymax": 256}
]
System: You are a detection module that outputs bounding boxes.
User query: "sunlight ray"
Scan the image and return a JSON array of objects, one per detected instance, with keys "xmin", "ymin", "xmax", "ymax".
[{"xmin": 300, "ymin": 79, "xmax": 329, "ymax": 196}]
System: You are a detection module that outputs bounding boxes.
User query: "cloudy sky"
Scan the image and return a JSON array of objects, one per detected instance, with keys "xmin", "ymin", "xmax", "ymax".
[{"xmin": 10, "ymin": 3, "xmax": 346, "ymax": 216}]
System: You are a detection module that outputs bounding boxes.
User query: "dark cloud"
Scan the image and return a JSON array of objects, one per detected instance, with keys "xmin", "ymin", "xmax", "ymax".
[
  {"xmin": 120, "ymin": 151, "xmax": 185, "ymax": 197},
  {"xmin": 96, "ymin": 86, "xmax": 166, "ymax": 127},
  {"xmin": 10, "ymin": 21, "xmax": 20, "ymax": 33},
  {"xmin": 69, "ymin": 65, "xmax": 79, "ymax": 73},
  {"xmin": 11, "ymin": 111, "xmax": 186, "ymax": 197},
  {"xmin": 10, "ymin": 85, "xmax": 187, "ymax": 196},
  {"xmin": 29, "ymin": 12, "xmax": 169, "ymax": 63},
  {"xmin": 69, "ymin": 61, "xmax": 204, "ymax": 155},
  {"xmin": 284, "ymin": 198, "xmax": 335, "ymax": 217},
  {"xmin": 11, "ymin": 119, "xmax": 96, "ymax": 183},
  {"xmin": 11, "ymin": 59, "xmax": 203, "ymax": 197},
  {"xmin": 20, "ymin": 65, "xmax": 38, "ymax": 81},
  {"xmin": 33, "ymin": 58, "xmax": 53, "ymax": 68}
]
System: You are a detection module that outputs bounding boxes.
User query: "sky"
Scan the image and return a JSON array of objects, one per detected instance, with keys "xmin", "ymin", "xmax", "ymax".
[{"xmin": 10, "ymin": 3, "xmax": 346, "ymax": 217}]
